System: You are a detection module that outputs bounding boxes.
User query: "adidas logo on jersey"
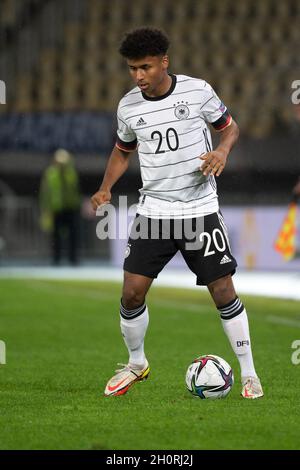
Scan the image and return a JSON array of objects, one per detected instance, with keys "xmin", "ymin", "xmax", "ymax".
[
  {"xmin": 220, "ymin": 255, "xmax": 232, "ymax": 264},
  {"xmin": 136, "ymin": 117, "xmax": 147, "ymax": 126}
]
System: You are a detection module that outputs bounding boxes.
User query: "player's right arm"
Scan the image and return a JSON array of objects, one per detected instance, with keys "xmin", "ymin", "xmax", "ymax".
[
  {"xmin": 91, "ymin": 99, "xmax": 137, "ymax": 211},
  {"xmin": 91, "ymin": 145, "xmax": 134, "ymax": 211}
]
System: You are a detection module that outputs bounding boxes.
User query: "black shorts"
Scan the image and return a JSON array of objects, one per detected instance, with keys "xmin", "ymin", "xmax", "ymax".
[{"xmin": 123, "ymin": 211, "xmax": 237, "ymax": 286}]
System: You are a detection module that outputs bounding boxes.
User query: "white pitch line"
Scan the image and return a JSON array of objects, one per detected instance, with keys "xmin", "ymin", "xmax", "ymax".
[
  {"xmin": 150, "ymin": 299, "xmax": 210, "ymax": 313},
  {"xmin": 25, "ymin": 280, "xmax": 209, "ymax": 314},
  {"xmin": 1, "ymin": 266, "xmax": 300, "ymax": 301},
  {"xmin": 266, "ymin": 315, "xmax": 300, "ymax": 329},
  {"xmin": 5, "ymin": 278, "xmax": 300, "ymax": 328}
]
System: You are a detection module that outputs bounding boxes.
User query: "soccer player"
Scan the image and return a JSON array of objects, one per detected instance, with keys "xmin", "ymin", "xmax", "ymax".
[{"xmin": 91, "ymin": 27, "xmax": 263, "ymax": 399}]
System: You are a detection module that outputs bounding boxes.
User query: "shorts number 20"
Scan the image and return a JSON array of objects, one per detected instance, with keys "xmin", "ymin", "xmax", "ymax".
[{"xmin": 200, "ymin": 228, "xmax": 226, "ymax": 257}]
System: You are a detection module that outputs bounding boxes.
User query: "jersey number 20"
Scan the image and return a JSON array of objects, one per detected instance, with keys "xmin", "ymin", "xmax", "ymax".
[{"xmin": 151, "ymin": 128, "xmax": 179, "ymax": 154}]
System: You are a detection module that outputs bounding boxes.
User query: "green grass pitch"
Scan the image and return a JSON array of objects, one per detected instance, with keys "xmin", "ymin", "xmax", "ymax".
[{"xmin": 1, "ymin": 278, "xmax": 300, "ymax": 450}]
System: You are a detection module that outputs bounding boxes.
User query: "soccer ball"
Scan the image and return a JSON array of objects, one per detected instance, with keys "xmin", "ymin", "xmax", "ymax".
[{"xmin": 185, "ymin": 354, "xmax": 233, "ymax": 399}]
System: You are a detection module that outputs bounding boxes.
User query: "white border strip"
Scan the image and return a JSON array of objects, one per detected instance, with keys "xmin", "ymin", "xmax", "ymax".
[{"xmin": 0, "ymin": 267, "xmax": 300, "ymax": 300}]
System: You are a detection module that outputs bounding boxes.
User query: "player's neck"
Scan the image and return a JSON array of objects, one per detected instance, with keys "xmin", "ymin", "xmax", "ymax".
[{"xmin": 145, "ymin": 73, "xmax": 172, "ymax": 98}]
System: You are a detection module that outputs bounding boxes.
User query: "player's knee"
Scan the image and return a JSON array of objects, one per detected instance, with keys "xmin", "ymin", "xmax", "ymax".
[
  {"xmin": 121, "ymin": 286, "xmax": 145, "ymax": 310},
  {"xmin": 208, "ymin": 276, "xmax": 236, "ymax": 306}
]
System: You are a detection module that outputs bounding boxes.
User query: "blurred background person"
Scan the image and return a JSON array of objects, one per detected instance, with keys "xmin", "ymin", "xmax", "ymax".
[
  {"xmin": 293, "ymin": 177, "xmax": 300, "ymax": 200},
  {"xmin": 39, "ymin": 149, "xmax": 81, "ymax": 266}
]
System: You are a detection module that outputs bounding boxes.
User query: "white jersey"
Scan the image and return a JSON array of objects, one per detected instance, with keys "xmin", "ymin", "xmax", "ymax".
[{"xmin": 116, "ymin": 74, "xmax": 232, "ymax": 219}]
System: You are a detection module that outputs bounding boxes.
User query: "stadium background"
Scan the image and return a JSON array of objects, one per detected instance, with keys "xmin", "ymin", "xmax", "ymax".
[{"xmin": 0, "ymin": 0, "xmax": 300, "ymax": 268}]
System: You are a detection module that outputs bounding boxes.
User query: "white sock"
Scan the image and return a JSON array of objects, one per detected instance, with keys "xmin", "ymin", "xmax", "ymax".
[
  {"xmin": 219, "ymin": 299, "xmax": 257, "ymax": 379},
  {"xmin": 120, "ymin": 302, "xmax": 149, "ymax": 368}
]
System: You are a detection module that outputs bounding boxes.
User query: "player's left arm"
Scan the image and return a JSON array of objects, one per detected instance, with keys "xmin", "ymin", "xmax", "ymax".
[{"xmin": 200, "ymin": 118, "xmax": 239, "ymax": 177}]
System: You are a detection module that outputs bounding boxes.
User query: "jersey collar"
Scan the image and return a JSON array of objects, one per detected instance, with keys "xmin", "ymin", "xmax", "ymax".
[{"xmin": 141, "ymin": 74, "xmax": 177, "ymax": 101}]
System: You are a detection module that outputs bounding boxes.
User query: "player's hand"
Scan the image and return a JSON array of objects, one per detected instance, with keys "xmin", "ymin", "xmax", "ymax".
[
  {"xmin": 199, "ymin": 149, "xmax": 228, "ymax": 177},
  {"xmin": 91, "ymin": 188, "xmax": 111, "ymax": 212}
]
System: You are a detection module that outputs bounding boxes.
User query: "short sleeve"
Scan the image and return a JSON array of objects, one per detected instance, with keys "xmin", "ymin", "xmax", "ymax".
[
  {"xmin": 200, "ymin": 82, "xmax": 232, "ymax": 131},
  {"xmin": 116, "ymin": 103, "xmax": 137, "ymax": 152}
]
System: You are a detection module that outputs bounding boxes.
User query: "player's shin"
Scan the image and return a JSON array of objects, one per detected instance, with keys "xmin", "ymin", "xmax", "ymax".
[
  {"xmin": 218, "ymin": 298, "xmax": 257, "ymax": 379},
  {"xmin": 120, "ymin": 301, "xmax": 149, "ymax": 368}
]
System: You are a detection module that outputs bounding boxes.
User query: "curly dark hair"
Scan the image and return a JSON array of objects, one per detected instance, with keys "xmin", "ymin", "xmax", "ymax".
[{"xmin": 119, "ymin": 27, "xmax": 170, "ymax": 59}]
